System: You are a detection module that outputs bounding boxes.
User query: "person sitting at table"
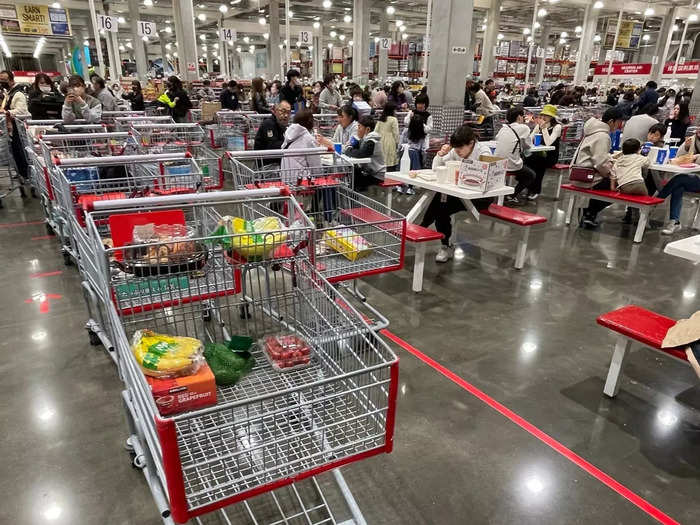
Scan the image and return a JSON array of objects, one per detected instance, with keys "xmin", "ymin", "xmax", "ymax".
[
  {"xmin": 610, "ymin": 139, "xmax": 650, "ymax": 197},
  {"xmin": 577, "ymin": 107, "xmax": 626, "ymax": 228},
  {"xmin": 254, "ymin": 101, "xmax": 291, "ymax": 151},
  {"xmin": 344, "ymin": 115, "xmax": 385, "ymax": 191},
  {"xmin": 396, "ymin": 113, "xmax": 429, "ymax": 195},
  {"xmin": 317, "ymin": 105, "xmax": 358, "ymax": 151},
  {"xmin": 420, "ymin": 125, "xmax": 493, "ymax": 263},
  {"xmin": 657, "ymin": 128, "xmax": 700, "ymax": 235},
  {"xmin": 493, "ymin": 105, "xmax": 534, "ymax": 206},
  {"xmin": 621, "ymin": 103, "xmax": 659, "ymax": 143},
  {"xmin": 524, "ymin": 104, "xmax": 561, "ymax": 201},
  {"xmin": 279, "ymin": 109, "xmax": 322, "ymax": 184}
]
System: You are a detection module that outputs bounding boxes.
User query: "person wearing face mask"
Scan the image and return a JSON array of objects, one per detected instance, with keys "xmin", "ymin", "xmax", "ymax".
[
  {"xmin": 122, "ymin": 81, "xmax": 145, "ymax": 111},
  {"xmin": 62, "ymin": 75, "xmax": 102, "ymax": 123},
  {"xmin": 319, "ymin": 74, "xmax": 342, "ymax": 113},
  {"xmin": 267, "ymin": 80, "xmax": 281, "ymax": 106},
  {"xmin": 280, "ymin": 69, "xmax": 304, "ymax": 111},
  {"xmin": 28, "ymin": 73, "xmax": 63, "ymax": 119},
  {"xmin": 0, "ymin": 70, "xmax": 30, "ymax": 191},
  {"xmin": 158, "ymin": 76, "xmax": 192, "ymax": 123}
]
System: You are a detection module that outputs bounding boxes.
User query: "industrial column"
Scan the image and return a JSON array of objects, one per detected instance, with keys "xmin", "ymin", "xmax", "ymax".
[
  {"xmin": 159, "ymin": 37, "xmax": 168, "ymax": 76},
  {"xmin": 351, "ymin": 0, "xmax": 368, "ymax": 80},
  {"xmin": 378, "ymin": 10, "xmax": 389, "ymax": 80},
  {"xmin": 479, "ymin": 0, "xmax": 501, "ymax": 81},
  {"xmin": 427, "ymin": 0, "xmax": 473, "ymax": 135},
  {"xmin": 534, "ymin": 24, "xmax": 550, "ymax": 85},
  {"xmin": 572, "ymin": 3, "xmax": 598, "ymax": 85},
  {"xmin": 128, "ymin": 0, "xmax": 148, "ymax": 80},
  {"xmin": 312, "ymin": 28, "xmax": 322, "ymax": 80},
  {"xmin": 690, "ymin": 68, "xmax": 700, "ymax": 116},
  {"xmin": 269, "ymin": 0, "xmax": 281, "ymax": 79},
  {"xmin": 175, "ymin": 0, "xmax": 200, "ymax": 80}
]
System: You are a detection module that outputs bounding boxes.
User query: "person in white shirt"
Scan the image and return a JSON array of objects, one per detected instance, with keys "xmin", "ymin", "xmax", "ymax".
[
  {"xmin": 493, "ymin": 106, "xmax": 535, "ymax": 205},
  {"xmin": 420, "ymin": 125, "xmax": 494, "ymax": 263},
  {"xmin": 525, "ymin": 104, "xmax": 562, "ymax": 200},
  {"xmin": 403, "ymin": 93, "xmax": 433, "ymax": 134},
  {"xmin": 621, "ymin": 103, "xmax": 658, "ymax": 143}
]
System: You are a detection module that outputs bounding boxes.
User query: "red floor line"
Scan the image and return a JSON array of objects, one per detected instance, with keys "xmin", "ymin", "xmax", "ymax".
[
  {"xmin": 0, "ymin": 220, "xmax": 44, "ymax": 228},
  {"xmin": 30, "ymin": 271, "xmax": 63, "ymax": 278},
  {"xmin": 379, "ymin": 329, "xmax": 680, "ymax": 525}
]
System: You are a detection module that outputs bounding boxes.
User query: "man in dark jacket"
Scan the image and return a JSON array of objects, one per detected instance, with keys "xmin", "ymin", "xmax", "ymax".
[
  {"xmin": 280, "ymin": 69, "xmax": 304, "ymax": 110},
  {"xmin": 220, "ymin": 80, "xmax": 240, "ymax": 110},
  {"xmin": 634, "ymin": 80, "xmax": 658, "ymax": 115},
  {"xmin": 253, "ymin": 100, "xmax": 291, "ymax": 150}
]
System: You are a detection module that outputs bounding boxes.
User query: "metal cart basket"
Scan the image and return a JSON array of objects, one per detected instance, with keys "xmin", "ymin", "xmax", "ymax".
[{"xmin": 87, "ymin": 190, "xmax": 398, "ymax": 523}]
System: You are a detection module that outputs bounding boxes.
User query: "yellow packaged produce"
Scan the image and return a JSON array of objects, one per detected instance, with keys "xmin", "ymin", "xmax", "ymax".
[
  {"xmin": 211, "ymin": 215, "xmax": 288, "ymax": 260},
  {"xmin": 324, "ymin": 227, "xmax": 372, "ymax": 261},
  {"xmin": 131, "ymin": 330, "xmax": 204, "ymax": 378}
]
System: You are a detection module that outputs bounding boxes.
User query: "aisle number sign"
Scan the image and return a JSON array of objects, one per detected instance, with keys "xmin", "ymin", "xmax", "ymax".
[
  {"xmin": 96, "ymin": 14, "xmax": 118, "ymax": 33},
  {"xmin": 298, "ymin": 30, "xmax": 311, "ymax": 45},
  {"xmin": 220, "ymin": 28, "xmax": 236, "ymax": 41},
  {"xmin": 380, "ymin": 37, "xmax": 391, "ymax": 50},
  {"xmin": 451, "ymin": 46, "xmax": 467, "ymax": 54},
  {"xmin": 0, "ymin": 3, "xmax": 71, "ymax": 35},
  {"xmin": 137, "ymin": 21, "xmax": 155, "ymax": 37}
]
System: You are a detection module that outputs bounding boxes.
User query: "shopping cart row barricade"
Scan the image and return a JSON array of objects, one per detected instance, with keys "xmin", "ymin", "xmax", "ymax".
[{"xmin": 82, "ymin": 189, "xmax": 399, "ymax": 523}]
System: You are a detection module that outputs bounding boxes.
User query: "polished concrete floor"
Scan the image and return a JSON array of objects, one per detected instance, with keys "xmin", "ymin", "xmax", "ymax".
[{"xmin": 2, "ymin": 174, "xmax": 700, "ymax": 525}]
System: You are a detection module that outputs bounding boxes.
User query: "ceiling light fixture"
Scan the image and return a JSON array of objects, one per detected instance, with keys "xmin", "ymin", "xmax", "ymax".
[
  {"xmin": 344, "ymin": 14, "xmax": 351, "ymax": 23},
  {"xmin": 593, "ymin": 34, "xmax": 601, "ymax": 41},
  {"xmin": 537, "ymin": 8, "xmax": 547, "ymax": 17},
  {"xmin": 642, "ymin": 34, "xmax": 650, "ymax": 41},
  {"xmin": 330, "ymin": 30, "xmax": 336, "ymax": 38},
  {"xmin": 263, "ymin": 32, "xmax": 269, "ymax": 39},
  {"xmin": 258, "ymin": 17, "xmax": 266, "ymax": 24},
  {"xmin": 593, "ymin": 1, "xmax": 603, "ymax": 8},
  {"xmin": 575, "ymin": 25, "xmax": 582, "ymax": 32},
  {"xmin": 644, "ymin": 7, "xmax": 654, "ymax": 16},
  {"xmin": 523, "ymin": 28, "xmax": 530, "ymax": 34},
  {"xmin": 219, "ymin": 4, "xmax": 228, "ymax": 13},
  {"xmin": 560, "ymin": 31, "xmax": 568, "ymax": 37},
  {"xmin": 243, "ymin": 36, "xmax": 249, "ymax": 43},
  {"xmin": 144, "ymin": 0, "xmax": 153, "ymax": 6},
  {"xmin": 386, "ymin": 6, "xmax": 395, "ymax": 15},
  {"xmin": 197, "ymin": 13, "xmax": 206, "ymax": 21},
  {"xmin": 322, "ymin": 0, "xmax": 331, "ymax": 8},
  {"xmin": 313, "ymin": 21, "xmax": 320, "ymax": 29},
  {"xmin": 691, "ymin": 14, "xmax": 699, "ymax": 21},
  {"xmin": 164, "ymin": 26, "xmax": 172, "ymax": 33},
  {"xmin": 339, "ymin": 34, "xmax": 345, "ymax": 41},
  {"xmin": 51, "ymin": 1, "xmax": 60, "ymax": 7},
  {"xmin": 497, "ymin": 33, "xmax": 504, "ymax": 39}
]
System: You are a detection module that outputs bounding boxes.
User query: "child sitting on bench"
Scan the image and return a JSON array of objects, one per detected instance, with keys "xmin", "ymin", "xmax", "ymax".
[{"xmin": 610, "ymin": 138, "xmax": 650, "ymax": 196}]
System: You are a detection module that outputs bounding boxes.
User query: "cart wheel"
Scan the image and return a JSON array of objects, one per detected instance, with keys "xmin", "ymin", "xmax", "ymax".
[
  {"xmin": 45, "ymin": 222, "xmax": 53, "ymax": 235},
  {"xmin": 132, "ymin": 454, "xmax": 146, "ymax": 469},
  {"xmin": 202, "ymin": 308, "xmax": 212, "ymax": 322},
  {"xmin": 124, "ymin": 436, "xmax": 135, "ymax": 452},
  {"xmin": 271, "ymin": 262, "xmax": 281, "ymax": 272},
  {"xmin": 63, "ymin": 252, "xmax": 73, "ymax": 266},
  {"xmin": 87, "ymin": 330, "xmax": 101, "ymax": 346}
]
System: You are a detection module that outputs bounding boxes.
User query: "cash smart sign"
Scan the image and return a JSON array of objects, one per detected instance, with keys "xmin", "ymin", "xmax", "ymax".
[
  {"xmin": 0, "ymin": 3, "xmax": 71, "ymax": 36},
  {"xmin": 593, "ymin": 63, "xmax": 652, "ymax": 76}
]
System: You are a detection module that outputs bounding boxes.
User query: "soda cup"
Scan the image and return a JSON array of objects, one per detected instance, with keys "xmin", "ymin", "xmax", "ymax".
[
  {"xmin": 668, "ymin": 146, "xmax": 679, "ymax": 160},
  {"xmin": 656, "ymin": 148, "xmax": 667, "ymax": 164},
  {"xmin": 333, "ymin": 142, "xmax": 342, "ymax": 154},
  {"xmin": 533, "ymin": 134, "xmax": 543, "ymax": 146},
  {"xmin": 641, "ymin": 141, "xmax": 652, "ymax": 156}
]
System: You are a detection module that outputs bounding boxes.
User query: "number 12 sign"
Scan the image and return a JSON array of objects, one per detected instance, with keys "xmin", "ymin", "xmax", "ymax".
[
  {"xmin": 137, "ymin": 21, "xmax": 156, "ymax": 37},
  {"xmin": 96, "ymin": 15, "xmax": 118, "ymax": 33}
]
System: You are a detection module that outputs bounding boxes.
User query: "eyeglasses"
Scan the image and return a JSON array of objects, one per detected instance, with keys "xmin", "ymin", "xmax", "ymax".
[{"xmin": 277, "ymin": 108, "xmax": 291, "ymax": 114}]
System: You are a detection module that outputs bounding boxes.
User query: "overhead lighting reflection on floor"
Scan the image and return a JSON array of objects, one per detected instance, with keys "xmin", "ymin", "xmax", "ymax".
[
  {"xmin": 525, "ymin": 476, "xmax": 545, "ymax": 494},
  {"xmin": 656, "ymin": 409, "xmax": 678, "ymax": 428},
  {"xmin": 42, "ymin": 503, "xmax": 62, "ymax": 521},
  {"xmin": 32, "ymin": 330, "xmax": 47, "ymax": 341},
  {"xmin": 529, "ymin": 279, "xmax": 543, "ymax": 290},
  {"xmin": 683, "ymin": 288, "xmax": 696, "ymax": 299}
]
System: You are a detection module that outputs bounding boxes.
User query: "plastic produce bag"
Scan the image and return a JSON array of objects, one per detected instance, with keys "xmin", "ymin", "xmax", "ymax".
[
  {"xmin": 209, "ymin": 215, "xmax": 288, "ymax": 260},
  {"xmin": 203, "ymin": 339, "xmax": 256, "ymax": 386},
  {"xmin": 131, "ymin": 330, "xmax": 204, "ymax": 378}
]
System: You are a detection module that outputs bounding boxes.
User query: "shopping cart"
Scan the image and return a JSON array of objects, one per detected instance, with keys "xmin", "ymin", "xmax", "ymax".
[
  {"xmin": 314, "ymin": 113, "xmax": 340, "ymax": 139},
  {"xmin": 102, "ymin": 110, "xmax": 146, "ymax": 131},
  {"xmin": 0, "ymin": 114, "xmax": 20, "ymax": 206},
  {"xmin": 225, "ymin": 149, "xmax": 406, "ymax": 286},
  {"xmin": 130, "ymin": 123, "xmax": 223, "ymax": 190},
  {"xmin": 86, "ymin": 189, "xmax": 398, "ymax": 524},
  {"xmin": 114, "ymin": 115, "xmax": 174, "ymax": 130},
  {"xmin": 188, "ymin": 108, "xmax": 202, "ymax": 123},
  {"xmin": 52, "ymin": 152, "xmax": 203, "ymax": 356},
  {"xmin": 208, "ymin": 111, "xmax": 250, "ymax": 150}
]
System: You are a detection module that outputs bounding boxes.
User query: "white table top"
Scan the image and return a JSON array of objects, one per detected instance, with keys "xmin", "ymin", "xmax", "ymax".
[
  {"xmin": 321, "ymin": 154, "xmax": 371, "ymax": 166},
  {"xmin": 387, "ymin": 171, "xmax": 514, "ymax": 199},
  {"xmin": 481, "ymin": 141, "xmax": 555, "ymax": 153},
  {"xmin": 649, "ymin": 162, "xmax": 700, "ymax": 174},
  {"xmin": 664, "ymin": 235, "xmax": 700, "ymax": 263}
]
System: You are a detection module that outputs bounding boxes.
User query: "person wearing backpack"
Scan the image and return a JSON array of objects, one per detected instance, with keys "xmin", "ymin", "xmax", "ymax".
[
  {"xmin": 493, "ymin": 106, "xmax": 534, "ymax": 206},
  {"xmin": 0, "ymin": 70, "xmax": 30, "ymax": 193}
]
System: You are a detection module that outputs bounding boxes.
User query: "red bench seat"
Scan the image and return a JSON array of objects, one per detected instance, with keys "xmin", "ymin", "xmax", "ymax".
[
  {"xmin": 597, "ymin": 305, "xmax": 689, "ymax": 397},
  {"xmin": 405, "ymin": 224, "xmax": 444, "ymax": 242},
  {"xmin": 340, "ymin": 207, "xmax": 441, "ymax": 242},
  {"xmin": 553, "ymin": 163, "xmax": 569, "ymax": 171},
  {"xmin": 596, "ymin": 305, "xmax": 687, "ymax": 360},
  {"xmin": 561, "ymin": 184, "xmax": 664, "ymax": 206},
  {"xmin": 480, "ymin": 204, "xmax": 547, "ymax": 226}
]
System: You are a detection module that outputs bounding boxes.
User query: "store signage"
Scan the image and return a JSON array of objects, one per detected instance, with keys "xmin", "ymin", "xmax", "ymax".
[
  {"xmin": 423, "ymin": 36, "xmax": 430, "ymax": 52},
  {"xmin": 605, "ymin": 20, "xmax": 643, "ymax": 49},
  {"xmin": 451, "ymin": 46, "xmax": 467, "ymax": 54},
  {"xmin": 298, "ymin": 29, "xmax": 311, "ymax": 46},
  {"xmin": 593, "ymin": 63, "xmax": 651, "ymax": 76},
  {"xmin": 220, "ymin": 28, "xmax": 236, "ymax": 41},
  {"xmin": 96, "ymin": 14, "xmax": 118, "ymax": 33},
  {"xmin": 0, "ymin": 3, "xmax": 70, "ymax": 36},
  {"xmin": 380, "ymin": 37, "xmax": 391, "ymax": 50},
  {"xmin": 187, "ymin": 62, "xmax": 196, "ymax": 72},
  {"xmin": 137, "ymin": 20, "xmax": 155, "ymax": 37},
  {"xmin": 662, "ymin": 61, "xmax": 700, "ymax": 75},
  {"xmin": 13, "ymin": 70, "xmax": 61, "ymax": 78}
]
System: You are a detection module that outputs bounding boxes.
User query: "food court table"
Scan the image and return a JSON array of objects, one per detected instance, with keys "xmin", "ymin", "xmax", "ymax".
[
  {"xmin": 664, "ymin": 234, "xmax": 700, "ymax": 263},
  {"xmin": 480, "ymin": 141, "xmax": 555, "ymax": 154},
  {"xmin": 385, "ymin": 171, "xmax": 514, "ymax": 223},
  {"xmin": 321, "ymin": 154, "xmax": 371, "ymax": 166}
]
